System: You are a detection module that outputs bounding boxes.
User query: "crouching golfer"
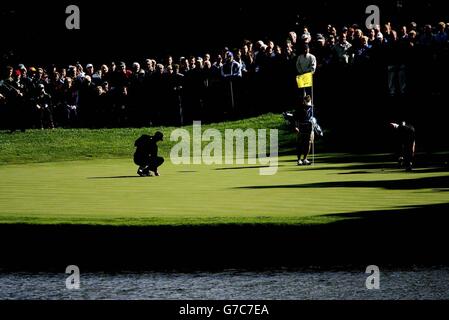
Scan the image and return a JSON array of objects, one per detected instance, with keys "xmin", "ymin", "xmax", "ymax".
[
  {"xmin": 294, "ymin": 95, "xmax": 314, "ymax": 165},
  {"xmin": 390, "ymin": 122, "xmax": 415, "ymax": 171},
  {"xmin": 134, "ymin": 131, "xmax": 164, "ymax": 176}
]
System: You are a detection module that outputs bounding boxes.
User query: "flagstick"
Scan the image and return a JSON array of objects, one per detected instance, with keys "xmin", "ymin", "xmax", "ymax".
[
  {"xmin": 297, "ymin": 72, "xmax": 315, "ymax": 167},
  {"xmin": 178, "ymin": 92, "xmax": 183, "ymax": 127},
  {"xmin": 311, "ymin": 80, "xmax": 315, "ymax": 166},
  {"xmin": 230, "ymin": 79, "xmax": 235, "ymax": 110},
  {"xmin": 176, "ymin": 86, "xmax": 184, "ymax": 127}
]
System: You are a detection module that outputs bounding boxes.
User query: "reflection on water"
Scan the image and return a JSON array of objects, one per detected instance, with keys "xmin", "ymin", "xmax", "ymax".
[{"xmin": 1, "ymin": 267, "xmax": 449, "ymax": 300}]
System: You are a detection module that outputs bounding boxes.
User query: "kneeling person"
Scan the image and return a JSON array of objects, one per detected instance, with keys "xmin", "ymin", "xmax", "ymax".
[{"xmin": 134, "ymin": 131, "xmax": 164, "ymax": 176}]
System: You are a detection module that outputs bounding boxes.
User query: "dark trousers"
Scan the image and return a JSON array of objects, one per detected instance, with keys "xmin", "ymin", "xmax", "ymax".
[
  {"xmin": 134, "ymin": 154, "xmax": 165, "ymax": 173},
  {"xmin": 400, "ymin": 140, "xmax": 415, "ymax": 166},
  {"xmin": 297, "ymin": 131, "xmax": 314, "ymax": 160}
]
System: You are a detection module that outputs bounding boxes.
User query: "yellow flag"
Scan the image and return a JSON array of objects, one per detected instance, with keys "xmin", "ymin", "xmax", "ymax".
[{"xmin": 296, "ymin": 72, "xmax": 313, "ymax": 88}]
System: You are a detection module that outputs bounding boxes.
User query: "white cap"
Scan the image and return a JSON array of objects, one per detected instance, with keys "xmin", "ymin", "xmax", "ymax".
[{"xmin": 390, "ymin": 123, "xmax": 399, "ymax": 129}]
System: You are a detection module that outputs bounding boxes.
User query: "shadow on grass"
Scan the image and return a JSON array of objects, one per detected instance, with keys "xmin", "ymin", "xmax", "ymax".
[
  {"xmin": 410, "ymin": 167, "xmax": 449, "ymax": 174},
  {"xmin": 334, "ymin": 166, "xmax": 448, "ymax": 175},
  {"xmin": 283, "ymin": 163, "xmax": 396, "ymax": 173},
  {"xmin": 300, "ymin": 163, "xmax": 449, "ymax": 173},
  {"xmin": 323, "ymin": 202, "xmax": 449, "ymax": 223},
  {"xmin": 338, "ymin": 171, "xmax": 373, "ymax": 175},
  {"xmin": 303, "ymin": 152, "xmax": 447, "ymax": 164},
  {"xmin": 236, "ymin": 175, "xmax": 449, "ymax": 191},
  {"xmin": 215, "ymin": 165, "xmax": 269, "ymax": 171},
  {"xmin": 87, "ymin": 175, "xmax": 144, "ymax": 179},
  {"xmin": 281, "ymin": 152, "xmax": 449, "ymax": 173},
  {"xmin": 306, "ymin": 162, "xmax": 400, "ymax": 171},
  {"xmin": 278, "ymin": 153, "xmax": 393, "ymax": 164},
  {"xmin": 2, "ymin": 202, "xmax": 449, "ymax": 271}
]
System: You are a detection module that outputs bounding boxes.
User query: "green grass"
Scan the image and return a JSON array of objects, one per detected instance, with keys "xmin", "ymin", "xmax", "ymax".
[
  {"xmin": 1, "ymin": 113, "xmax": 448, "ymax": 226},
  {"xmin": 0, "ymin": 114, "xmax": 292, "ymax": 165},
  {"xmin": 0, "ymin": 155, "xmax": 448, "ymax": 226}
]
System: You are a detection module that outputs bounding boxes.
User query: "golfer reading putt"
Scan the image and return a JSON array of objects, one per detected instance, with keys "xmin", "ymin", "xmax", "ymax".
[{"xmin": 134, "ymin": 131, "xmax": 164, "ymax": 177}]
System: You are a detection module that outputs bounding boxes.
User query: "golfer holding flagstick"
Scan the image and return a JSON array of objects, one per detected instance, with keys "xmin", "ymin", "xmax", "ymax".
[{"xmin": 296, "ymin": 43, "xmax": 317, "ymax": 165}]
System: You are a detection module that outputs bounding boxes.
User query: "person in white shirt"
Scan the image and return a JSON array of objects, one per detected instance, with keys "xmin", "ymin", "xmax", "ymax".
[{"xmin": 296, "ymin": 44, "xmax": 316, "ymax": 97}]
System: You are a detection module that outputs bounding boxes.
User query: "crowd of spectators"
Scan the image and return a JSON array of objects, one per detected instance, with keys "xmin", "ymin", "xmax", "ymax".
[{"xmin": 1, "ymin": 20, "xmax": 448, "ymax": 132}]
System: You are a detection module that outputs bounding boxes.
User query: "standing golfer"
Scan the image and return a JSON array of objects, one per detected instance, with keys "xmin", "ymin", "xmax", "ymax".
[
  {"xmin": 134, "ymin": 131, "xmax": 164, "ymax": 176},
  {"xmin": 294, "ymin": 95, "xmax": 314, "ymax": 165},
  {"xmin": 390, "ymin": 122, "xmax": 415, "ymax": 171}
]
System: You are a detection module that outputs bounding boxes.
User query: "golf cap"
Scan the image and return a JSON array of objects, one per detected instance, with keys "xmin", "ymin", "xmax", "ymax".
[
  {"xmin": 86, "ymin": 63, "xmax": 94, "ymax": 68},
  {"xmin": 154, "ymin": 131, "xmax": 164, "ymax": 141},
  {"xmin": 390, "ymin": 123, "xmax": 399, "ymax": 129}
]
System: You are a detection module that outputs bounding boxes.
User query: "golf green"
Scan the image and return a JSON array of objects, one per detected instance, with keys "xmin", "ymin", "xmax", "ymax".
[{"xmin": 1, "ymin": 154, "xmax": 448, "ymax": 226}]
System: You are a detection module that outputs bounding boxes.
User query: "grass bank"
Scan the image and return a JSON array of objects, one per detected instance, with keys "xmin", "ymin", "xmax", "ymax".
[{"xmin": 0, "ymin": 114, "xmax": 293, "ymax": 165}]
